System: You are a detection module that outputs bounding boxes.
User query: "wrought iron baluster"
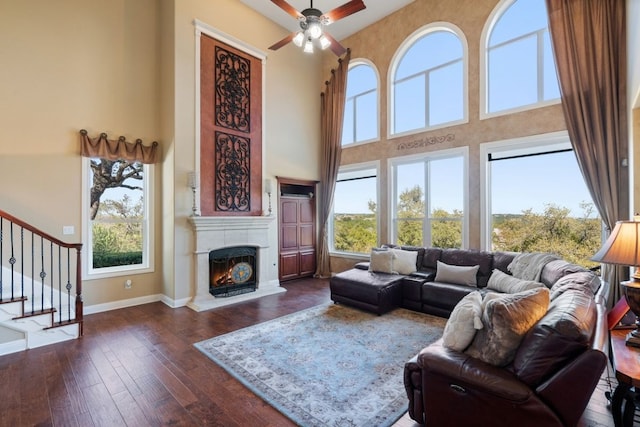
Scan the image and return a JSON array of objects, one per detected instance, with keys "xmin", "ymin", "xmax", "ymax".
[
  {"xmin": 50, "ymin": 241, "xmax": 53, "ymax": 315},
  {"xmin": 20, "ymin": 227, "xmax": 24, "ymax": 303},
  {"xmin": 40, "ymin": 236, "xmax": 45, "ymax": 312},
  {"xmin": 66, "ymin": 248, "xmax": 72, "ymax": 321},
  {"xmin": 31, "ymin": 232, "xmax": 34, "ymax": 313},
  {"xmin": 58, "ymin": 245, "xmax": 62, "ymax": 323},
  {"xmin": 10, "ymin": 222, "xmax": 15, "ymax": 300}
]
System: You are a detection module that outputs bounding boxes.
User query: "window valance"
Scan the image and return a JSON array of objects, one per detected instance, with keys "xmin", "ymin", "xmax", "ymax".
[{"xmin": 80, "ymin": 129, "xmax": 159, "ymax": 164}]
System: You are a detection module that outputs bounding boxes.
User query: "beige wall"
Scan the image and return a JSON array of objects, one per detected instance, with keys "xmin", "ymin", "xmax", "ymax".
[
  {"xmin": 326, "ymin": 0, "xmax": 568, "ymax": 272},
  {"xmin": 0, "ymin": 0, "xmax": 163, "ymax": 306},
  {"xmin": 0, "ymin": 0, "xmax": 323, "ymax": 308}
]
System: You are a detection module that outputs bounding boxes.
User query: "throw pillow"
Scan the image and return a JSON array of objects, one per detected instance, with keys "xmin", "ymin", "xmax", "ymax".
[
  {"xmin": 369, "ymin": 249, "xmax": 396, "ymax": 274},
  {"xmin": 487, "ymin": 269, "xmax": 545, "ymax": 294},
  {"xmin": 391, "ymin": 249, "xmax": 418, "ymax": 275},
  {"xmin": 442, "ymin": 291, "xmax": 484, "ymax": 351},
  {"xmin": 465, "ymin": 287, "xmax": 550, "ymax": 367},
  {"xmin": 434, "ymin": 261, "xmax": 479, "ymax": 286}
]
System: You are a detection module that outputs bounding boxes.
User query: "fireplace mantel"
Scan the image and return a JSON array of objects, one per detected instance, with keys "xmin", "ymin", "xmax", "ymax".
[{"xmin": 187, "ymin": 215, "xmax": 284, "ymax": 312}]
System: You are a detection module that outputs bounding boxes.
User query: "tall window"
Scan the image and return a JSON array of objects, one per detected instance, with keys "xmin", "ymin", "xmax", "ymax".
[
  {"xmin": 391, "ymin": 149, "xmax": 467, "ymax": 248},
  {"xmin": 342, "ymin": 61, "xmax": 378, "ymax": 145},
  {"xmin": 484, "ymin": 0, "xmax": 560, "ymax": 115},
  {"xmin": 391, "ymin": 25, "xmax": 466, "ymax": 136},
  {"xmin": 481, "ymin": 133, "xmax": 600, "ymax": 267},
  {"xmin": 82, "ymin": 158, "xmax": 153, "ymax": 278},
  {"xmin": 330, "ymin": 164, "xmax": 378, "ymax": 255}
]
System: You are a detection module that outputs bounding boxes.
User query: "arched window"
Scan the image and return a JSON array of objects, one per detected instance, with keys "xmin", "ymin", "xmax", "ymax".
[
  {"xmin": 342, "ymin": 61, "xmax": 378, "ymax": 145},
  {"xmin": 483, "ymin": 0, "xmax": 560, "ymax": 116},
  {"xmin": 390, "ymin": 24, "xmax": 467, "ymax": 136}
]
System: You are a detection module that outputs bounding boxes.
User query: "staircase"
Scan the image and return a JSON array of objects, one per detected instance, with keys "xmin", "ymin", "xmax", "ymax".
[{"xmin": 0, "ymin": 209, "xmax": 83, "ymax": 356}]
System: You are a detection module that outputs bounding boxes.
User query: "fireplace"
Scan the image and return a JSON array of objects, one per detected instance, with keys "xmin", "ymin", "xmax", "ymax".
[
  {"xmin": 209, "ymin": 246, "xmax": 257, "ymax": 297},
  {"xmin": 188, "ymin": 215, "xmax": 285, "ymax": 312}
]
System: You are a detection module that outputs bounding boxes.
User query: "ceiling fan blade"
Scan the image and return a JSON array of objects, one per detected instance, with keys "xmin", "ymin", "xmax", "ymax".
[
  {"xmin": 270, "ymin": 0, "xmax": 304, "ymax": 20},
  {"xmin": 268, "ymin": 32, "xmax": 296, "ymax": 51},
  {"xmin": 322, "ymin": 32, "xmax": 347, "ymax": 56},
  {"xmin": 321, "ymin": 0, "xmax": 366, "ymax": 25}
]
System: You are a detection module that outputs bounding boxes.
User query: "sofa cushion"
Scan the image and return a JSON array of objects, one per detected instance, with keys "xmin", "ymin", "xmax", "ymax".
[
  {"xmin": 421, "ymin": 248, "xmax": 442, "ymax": 270},
  {"xmin": 440, "ymin": 249, "xmax": 493, "ymax": 288},
  {"xmin": 539, "ymin": 259, "xmax": 588, "ymax": 287},
  {"xmin": 508, "ymin": 252, "xmax": 559, "ymax": 281},
  {"xmin": 392, "ymin": 248, "xmax": 418, "ymax": 275},
  {"xmin": 465, "ymin": 287, "xmax": 550, "ymax": 367},
  {"xmin": 435, "ymin": 261, "xmax": 479, "ymax": 286},
  {"xmin": 369, "ymin": 249, "xmax": 396, "ymax": 274},
  {"xmin": 549, "ymin": 271, "xmax": 600, "ymax": 300},
  {"xmin": 492, "ymin": 251, "xmax": 518, "ymax": 274},
  {"xmin": 512, "ymin": 289, "xmax": 596, "ymax": 387},
  {"xmin": 487, "ymin": 269, "xmax": 545, "ymax": 294},
  {"xmin": 442, "ymin": 291, "xmax": 483, "ymax": 351}
]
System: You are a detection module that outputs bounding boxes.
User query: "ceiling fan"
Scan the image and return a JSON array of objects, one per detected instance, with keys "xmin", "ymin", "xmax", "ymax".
[{"xmin": 268, "ymin": 0, "xmax": 366, "ymax": 56}]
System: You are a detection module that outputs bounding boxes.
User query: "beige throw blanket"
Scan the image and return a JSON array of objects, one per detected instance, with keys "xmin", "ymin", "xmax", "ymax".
[{"xmin": 507, "ymin": 252, "xmax": 559, "ymax": 281}]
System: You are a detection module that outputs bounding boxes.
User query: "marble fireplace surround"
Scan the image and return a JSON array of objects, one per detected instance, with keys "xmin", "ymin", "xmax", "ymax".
[{"xmin": 187, "ymin": 216, "xmax": 285, "ymax": 312}]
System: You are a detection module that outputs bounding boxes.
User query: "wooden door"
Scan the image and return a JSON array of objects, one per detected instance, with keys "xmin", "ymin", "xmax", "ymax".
[{"xmin": 277, "ymin": 178, "xmax": 317, "ymax": 281}]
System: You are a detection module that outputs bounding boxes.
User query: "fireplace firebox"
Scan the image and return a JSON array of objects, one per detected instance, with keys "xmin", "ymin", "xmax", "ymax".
[{"xmin": 209, "ymin": 246, "xmax": 257, "ymax": 297}]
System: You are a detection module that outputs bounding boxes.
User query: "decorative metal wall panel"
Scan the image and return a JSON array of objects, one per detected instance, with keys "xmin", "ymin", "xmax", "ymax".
[
  {"xmin": 215, "ymin": 131, "xmax": 250, "ymax": 212},
  {"xmin": 215, "ymin": 46, "xmax": 250, "ymax": 133}
]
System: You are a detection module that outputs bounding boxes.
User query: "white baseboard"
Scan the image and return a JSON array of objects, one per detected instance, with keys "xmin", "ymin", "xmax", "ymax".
[
  {"xmin": 161, "ymin": 295, "xmax": 191, "ymax": 308},
  {"xmin": 84, "ymin": 294, "xmax": 164, "ymax": 315}
]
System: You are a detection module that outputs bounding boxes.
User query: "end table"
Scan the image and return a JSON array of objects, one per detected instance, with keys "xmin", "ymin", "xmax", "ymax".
[{"xmin": 610, "ymin": 328, "xmax": 640, "ymax": 426}]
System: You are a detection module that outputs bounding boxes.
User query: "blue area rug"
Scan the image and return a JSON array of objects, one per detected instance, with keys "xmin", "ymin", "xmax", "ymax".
[{"xmin": 194, "ymin": 304, "xmax": 446, "ymax": 427}]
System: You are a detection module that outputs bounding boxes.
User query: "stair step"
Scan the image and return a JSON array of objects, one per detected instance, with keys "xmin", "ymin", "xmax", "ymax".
[
  {"xmin": 0, "ymin": 338, "xmax": 27, "ymax": 356},
  {"xmin": 13, "ymin": 307, "xmax": 55, "ymax": 320},
  {"xmin": 0, "ymin": 296, "xmax": 27, "ymax": 305}
]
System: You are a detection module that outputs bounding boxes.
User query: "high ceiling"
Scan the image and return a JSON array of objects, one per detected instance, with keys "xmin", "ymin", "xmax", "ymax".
[{"xmin": 240, "ymin": 0, "xmax": 415, "ymax": 41}]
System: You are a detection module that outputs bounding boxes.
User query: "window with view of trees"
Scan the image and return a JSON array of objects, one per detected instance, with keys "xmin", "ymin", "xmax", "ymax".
[
  {"xmin": 392, "ymin": 150, "xmax": 467, "ymax": 248},
  {"xmin": 83, "ymin": 157, "xmax": 153, "ymax": 278},
  {"xmin": 342, "ymin": 61, "xmax": 378, "ymax": 145},
  {"xmin": 330, "ymin": 165, "xmax": 378, "ymax": 254},
  {"xmin": 484, "ymin": 0, "xmax": 560, "ymax": 115},
  {"xmin": 482, "ymin": 134, "xmax": 601, "ymax": 268},
  {"xmin": 391, "ymin": 25, "xmax": 466, "ymax": 136}
]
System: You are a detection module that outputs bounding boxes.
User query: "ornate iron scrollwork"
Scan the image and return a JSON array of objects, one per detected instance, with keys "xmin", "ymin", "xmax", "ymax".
[
  {"xmin": 215, "ymin": 46, "xmax": 250, "ymax": 133},
  {"xmin": 215, "ymin": 131, "xmax": 250, "ymax": 212}
]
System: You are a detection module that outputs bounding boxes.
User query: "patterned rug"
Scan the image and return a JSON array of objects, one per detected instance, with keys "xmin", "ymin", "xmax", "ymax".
[{"xmin": 194, "ymin": 304, "xmax": 446, "ymax": 427}]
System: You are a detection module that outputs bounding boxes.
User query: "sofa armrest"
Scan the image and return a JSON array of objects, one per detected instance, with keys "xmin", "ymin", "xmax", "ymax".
[
  {"xmin": 417, "ymin": 339, "xmax": 533, "ymax": 402},
  {"xmin": 536, "ymin": 348, "xmax": 607, "ymax": 426}
]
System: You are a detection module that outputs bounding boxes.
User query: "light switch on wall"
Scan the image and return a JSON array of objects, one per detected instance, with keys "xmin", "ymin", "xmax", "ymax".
[{"xmin": 63, "ymin": 226, "xmax": 74, "ymax": 235}]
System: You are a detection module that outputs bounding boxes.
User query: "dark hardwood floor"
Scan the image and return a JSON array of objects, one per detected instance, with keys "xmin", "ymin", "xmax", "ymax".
[{"xmin": 0, "ymin": 278, "xmax": 618, "ymax": 426}]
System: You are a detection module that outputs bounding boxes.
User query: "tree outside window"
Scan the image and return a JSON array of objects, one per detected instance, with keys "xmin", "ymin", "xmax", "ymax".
[{"xmin": 84, "ymin": 157, "xmax": 152, "ymax": 277}]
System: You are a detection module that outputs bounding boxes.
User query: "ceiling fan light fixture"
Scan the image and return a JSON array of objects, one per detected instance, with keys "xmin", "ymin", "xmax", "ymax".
[
  {"xmin": 307, "ymin": 21, "xmax": 322, "ymax": 39},
  {"xmin": 292, "ymin": 31, "xmax": 305, "ymax": 47},
  {"xmin": 303, "ymin": 38, "xmax": 314, "ymax": 53},
  {"xmin": 319, "ymin": 35, "xmax": 331, "ymax": 50}
]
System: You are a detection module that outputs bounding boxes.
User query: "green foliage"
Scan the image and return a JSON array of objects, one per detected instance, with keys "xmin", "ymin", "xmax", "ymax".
[
  {"xmin": 93, "ymin": 251, "xmax": 143, "ymax": 268},
  {"xmin": 333, "ymin": 213, "xmax": 377, "ymax": 253},
  {"xmin": 333, "ymin": 183, "xmax": 601, "ymax": 268},
  {"xmin": 492, "ymin": 203, "xmax": 600, "ymax": 268},
  {"xmin": 92, "ymin": 194, "xmax": 144, "ymax": 268}
]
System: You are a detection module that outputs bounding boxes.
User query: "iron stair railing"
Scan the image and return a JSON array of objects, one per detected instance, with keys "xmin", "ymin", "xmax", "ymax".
[{"xmin": 0, "ymin": 209, "xmax": 83, "ymax": 336}]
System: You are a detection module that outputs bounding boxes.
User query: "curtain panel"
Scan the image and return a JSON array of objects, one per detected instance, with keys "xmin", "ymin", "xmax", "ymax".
[
  {"xmin": 546, "ymin": 0, "xmax": 628, "ymax": 303},
  {"xmin": 80, "ymin": 129, "xmax": 160, "ymax": 164},
  {"xmin": 315, "ymin": 50, "xmax": 351, "ymax": 278}
]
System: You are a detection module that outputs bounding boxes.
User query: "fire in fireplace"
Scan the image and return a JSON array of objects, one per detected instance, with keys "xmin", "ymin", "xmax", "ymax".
[{"xmin": 209, "ymin": 246, "xmax": 257, "ymax": 297}]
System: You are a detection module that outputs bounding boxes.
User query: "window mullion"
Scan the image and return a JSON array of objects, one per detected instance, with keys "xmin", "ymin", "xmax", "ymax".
[{"xmin": 537, "ymin": 29, "xmax": 545, "ymax": 103}]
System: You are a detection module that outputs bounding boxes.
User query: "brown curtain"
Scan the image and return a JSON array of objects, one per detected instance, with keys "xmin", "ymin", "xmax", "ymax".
[
  {"xmin": 315, "ymin": 50, "xmax": 351, "ymax": 278},
  {"xmin": 80, "ymin": 129, "xmax": 160, "ymax": 164},
  {"xmin": 546, "ymin": 0, "xmax": 628, "ymax": 303}
]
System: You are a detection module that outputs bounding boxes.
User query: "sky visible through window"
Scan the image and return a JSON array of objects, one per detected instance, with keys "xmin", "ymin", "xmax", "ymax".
[{"xmin": 334, "ymin": 0, "xmax": 596, "ymax": 219}]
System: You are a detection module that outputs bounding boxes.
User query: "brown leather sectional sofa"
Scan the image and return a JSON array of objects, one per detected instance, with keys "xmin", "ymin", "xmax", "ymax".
[{"xmin": 329, "ymin": 247, "xmax": 609, "ymax": 427}]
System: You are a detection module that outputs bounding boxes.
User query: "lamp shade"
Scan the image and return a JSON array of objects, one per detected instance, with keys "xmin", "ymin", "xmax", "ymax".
[{"xmin": 592, "ymin": 220, "xmax": 640, "ymax": 266}]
